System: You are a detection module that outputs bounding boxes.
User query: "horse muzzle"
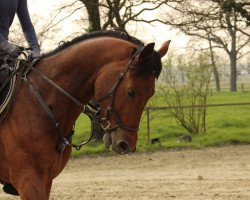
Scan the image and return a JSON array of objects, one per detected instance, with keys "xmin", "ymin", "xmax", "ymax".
[{"xmin": 103, "ymin": 130, "xmax": 136, "ymax": 154}]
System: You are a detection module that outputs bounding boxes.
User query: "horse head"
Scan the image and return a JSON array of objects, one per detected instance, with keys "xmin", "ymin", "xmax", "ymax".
[{"xmin": 95, "ymin": 41, "xmax": 170, "ymax": 154}]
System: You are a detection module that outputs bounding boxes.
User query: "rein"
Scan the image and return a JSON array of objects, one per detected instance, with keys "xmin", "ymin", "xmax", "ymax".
[
  {"xmin": 21, "ymin": 63, "xmax": 98, "ymax": 152},
  {"xmin": 17, "ymin": 45, "xmax": 144, "ymax": 152}
]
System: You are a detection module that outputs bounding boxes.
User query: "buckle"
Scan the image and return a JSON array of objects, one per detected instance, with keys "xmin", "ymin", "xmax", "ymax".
[{"xmin": 56, "ymin": 138, "xmax": 70, "ymax": 152}]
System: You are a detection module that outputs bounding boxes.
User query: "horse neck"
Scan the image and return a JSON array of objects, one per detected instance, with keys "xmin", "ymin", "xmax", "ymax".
[{"xmin": 35, "ymin": 38, "xmax": 135, "ymax": 135}]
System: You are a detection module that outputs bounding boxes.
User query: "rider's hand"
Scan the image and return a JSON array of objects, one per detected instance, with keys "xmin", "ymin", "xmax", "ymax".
[
  {"xmin": 0, "ymin": 41, "xmax": 22, "ymax": 57},
  {"xmin": 30, "ymin": 45, "xmax": 41, "ymax": 60}
]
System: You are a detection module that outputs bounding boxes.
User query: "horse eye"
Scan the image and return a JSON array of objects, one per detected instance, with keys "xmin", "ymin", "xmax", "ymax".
[{"xmin": 127, "ymin": 89, "xmax": 136, "ymax": 97}]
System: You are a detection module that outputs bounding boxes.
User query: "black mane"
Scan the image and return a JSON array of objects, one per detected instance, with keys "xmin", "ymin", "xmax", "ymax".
[
  {"xmin": 41, "ymin": 30, "xmax": 161, "ymax": 77},
  {"xmin": 41, "ymin": 30, "xmax": 144, "ymax": 58}
]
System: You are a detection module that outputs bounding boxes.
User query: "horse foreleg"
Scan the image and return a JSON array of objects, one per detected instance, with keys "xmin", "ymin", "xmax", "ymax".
[
  {"xmin": 45, "ymin": 180, "xmax": 53, "ymax": 200},
  {"xmin": 17, "ymin": 179, "xmax": 47, "ymax": 200},
  {"xmin": 11, "ymin": 171, "xmax": 47, "ymax": 200}
]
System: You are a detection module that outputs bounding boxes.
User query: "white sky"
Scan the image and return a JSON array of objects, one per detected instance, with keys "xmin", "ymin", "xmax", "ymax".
[
  {"xmin": 11, "ymin": 0, "xmax": 189, "ymax": 55},
  {"xmin": 7, "ymin": 0, "xmax": 249, "ymax": 78},
  {"xmin": 9, "ymin": 0, "xmax": 249, "ymax": 66}
]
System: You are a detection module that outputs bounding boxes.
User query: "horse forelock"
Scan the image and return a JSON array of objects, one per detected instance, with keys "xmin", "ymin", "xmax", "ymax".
[
  {"xmin": 41, "ymin": 30, "xmax": 144, "ymax": 59},
  {"xmin": 135, "ymin": 51, "xmax": 162, "ymax": 78}
]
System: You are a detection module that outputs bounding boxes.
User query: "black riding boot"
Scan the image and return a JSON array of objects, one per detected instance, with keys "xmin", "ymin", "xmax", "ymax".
[{"xmin": 3, "ymin": 183, "xmax": 19, "ymax": 196}]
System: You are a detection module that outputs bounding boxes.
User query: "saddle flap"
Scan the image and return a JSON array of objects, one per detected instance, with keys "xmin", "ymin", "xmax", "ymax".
[{"xmin": 0, "ymin": 59, "xmax": 20, "ymax": 117}]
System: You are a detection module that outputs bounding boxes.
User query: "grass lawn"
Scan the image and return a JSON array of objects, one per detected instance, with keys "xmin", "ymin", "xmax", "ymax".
[{"xmin": 71, "ymin": 91, "xmax": 250, "ymax": 156}]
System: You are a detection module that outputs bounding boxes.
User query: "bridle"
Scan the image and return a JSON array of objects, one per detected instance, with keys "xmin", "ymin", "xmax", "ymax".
[
  {"xmin": 10, "ymin": 45, "xmax": 145, "ymax": 152},
  {"xmin": 97, "ymin": 46, "xmax": 145, "ymax": 133}
]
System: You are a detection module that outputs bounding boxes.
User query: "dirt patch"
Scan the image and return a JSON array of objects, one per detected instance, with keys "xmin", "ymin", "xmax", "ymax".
[{"xmin": 1, "ymin": 145, "xmax": 250, "ymax": 200}]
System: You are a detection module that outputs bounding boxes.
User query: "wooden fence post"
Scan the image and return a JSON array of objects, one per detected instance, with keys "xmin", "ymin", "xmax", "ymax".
[
  {"xmin": 241, "ymin": 83, "xmax": 244, "ymax": 92},
  {"xmin": 146, "ymin": 108, "xmax": 151, "ymax": 144}
]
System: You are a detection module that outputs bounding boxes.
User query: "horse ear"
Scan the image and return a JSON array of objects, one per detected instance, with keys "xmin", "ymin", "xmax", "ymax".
[
  {"xmin": 157, "ymin": 40, "xmax": 171, "ymax": 58},
  {"xmin": 138, "ymin": 43, "xmax": 155, "ymax": 62}
]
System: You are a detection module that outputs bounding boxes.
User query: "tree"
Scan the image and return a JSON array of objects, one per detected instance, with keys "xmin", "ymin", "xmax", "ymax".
[
  {"xmin": 216, "ymin": 0, "xmax": 250, "ymax": 26},
  {"xmin": 161, "ymin": 53, "xmax": 212, "ymax": 134},
  {"xmin": 208, "ymin": 33, "xmax": 220, "ymax": 92},
  {"xmin": 79, "ymin": 0, "xmax": 101, "ymax": 31},
  {"xmin": 162, "ymin": 0, "xmax": 250, "ymax": 91},
  {"xmin": 58, "ymin": 0, "xmax": 167, "ymax": 32}
]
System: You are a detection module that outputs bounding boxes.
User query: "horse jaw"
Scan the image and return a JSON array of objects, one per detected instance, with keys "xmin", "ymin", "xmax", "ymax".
[{"xmin": 157, "ymin": 40, "xmax": 171, "ymax": 58}]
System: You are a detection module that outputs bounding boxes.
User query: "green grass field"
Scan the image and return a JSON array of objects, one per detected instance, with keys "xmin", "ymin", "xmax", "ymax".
[{"xmin": 71, "ymin": 91, "xmax": 250, "ymax": 157}]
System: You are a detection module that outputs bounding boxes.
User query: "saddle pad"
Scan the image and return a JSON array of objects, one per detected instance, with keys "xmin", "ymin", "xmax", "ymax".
[{"xmin": 0, "ymin": 59, "xmax": 20, "ymax": 115}]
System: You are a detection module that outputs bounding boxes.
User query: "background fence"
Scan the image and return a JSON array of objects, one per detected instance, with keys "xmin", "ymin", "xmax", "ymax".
[
  {"xmin": 210, "ymin": 80, "xmax": 250, "ymax": 93},
  {"xmin": 143, "ymin": 102, "xmax": 250, "ymax": 144}
]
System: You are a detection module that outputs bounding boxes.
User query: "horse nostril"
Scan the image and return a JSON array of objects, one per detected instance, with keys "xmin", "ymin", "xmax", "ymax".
[{"xmin": 117, "ymin": 141, "xmax": 130, "ymax": 154}]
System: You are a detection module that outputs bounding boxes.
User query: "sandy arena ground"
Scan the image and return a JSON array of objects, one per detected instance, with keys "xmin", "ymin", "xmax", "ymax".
[{"xmin": 0, "ymin": 145, "xmax": 250, "ymax": 200}]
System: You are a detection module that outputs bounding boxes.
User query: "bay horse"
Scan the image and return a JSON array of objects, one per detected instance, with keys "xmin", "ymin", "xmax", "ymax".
[{"xmin": 0, "ymin": 31, "xmax": 170, "ymax": 199}]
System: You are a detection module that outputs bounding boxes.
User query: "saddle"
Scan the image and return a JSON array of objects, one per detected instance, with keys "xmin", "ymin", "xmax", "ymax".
[{"xmin": 0, "ymin": 55, "xmax": 22, "ymax": 120}]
